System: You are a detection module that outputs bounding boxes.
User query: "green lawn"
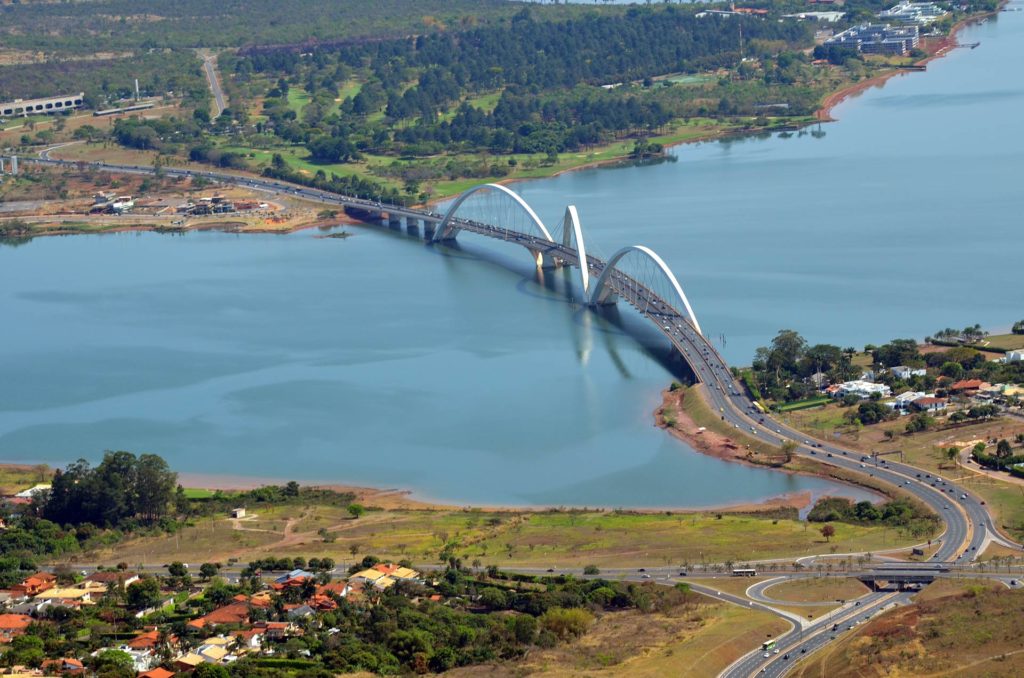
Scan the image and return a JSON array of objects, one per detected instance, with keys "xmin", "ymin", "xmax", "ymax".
[
  {"xmin": 285, "ymin": 86, "xmax": 345, "ymax": 119},
  {"xmin": 981, "ymin": 333, "xmax": 1024, "ymax": 351}
]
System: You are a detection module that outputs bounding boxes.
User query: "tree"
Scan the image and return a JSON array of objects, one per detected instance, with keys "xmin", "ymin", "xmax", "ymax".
[
  {"xmin": 347, "ymin": 503, "xmax": 365, "ymax": 519},
  {"xmin": 583, "ymin": 564, "xmax": 600, "ymax": 575},
  {"xmin": 820, "ymin": 524, "xmax": 836, "ymax": 542},
  {"xmin": 996, "ymin": 439, "xmax": 1013, "ymax": 459},
  {"xmin": 194, "ymin": 664, "xmax": 230, "ymax": 678},
  {"xmin": 1012, "ymin": 320, "xmax": 1024, "ymax": 335},
  {"xmin": 133, "ymin": 454, "xmax": 177, "ymax": 521},
  {"xmin": 91, "ymin": 649, "xmax": 135, "ymax": 678},
  {"xmin": 940, "ymin": 361, "xmax": 964, "ymax": 380},
  {"xmin": 126, "ymin": 577, "xmax": 161, "ymax": 610},
  {"xmin": 167, "ymin": 561, "xmax": 187, "ymax": 577},
  {"xmin": 199, "ymin": 562, "xmax": 219, "ymax": 580},
  {"xmin": 6, "ymin": 635, "xmax": 44, "ymax": 668}
]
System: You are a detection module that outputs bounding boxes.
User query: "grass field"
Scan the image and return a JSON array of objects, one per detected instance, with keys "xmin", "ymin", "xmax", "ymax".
[
  {"xmin": 450, "ymin": 598, "xmax": 789, "ymax": 678},
  {"xmin": 764, "ymin": 577, "xmax": 870, "ymax": 604},
  {"xmin": 980, "ymin": 332, "xmax": 1024, "ymax": 351},
  {"xmin": 0, "ymin": 464, "xmax": 51, "ymax": 495},
  {"xmin": 791, "ymin": 580, "xmax": 1024, "ymax": 677},
  {"xmin": 80, "ymin": 503, "xmax": 919, "ymax": 569}
]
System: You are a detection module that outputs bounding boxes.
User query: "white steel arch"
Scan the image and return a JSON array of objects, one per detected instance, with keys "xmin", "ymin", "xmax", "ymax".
[
  {"xmin": 589, "ymin": 245, "xmax": 704, "ymax": 336},
  {"xmin": 433, "ymin": 183, "xmax": 555, "ymax": 243},
  {"xmin": 561, "ymin": 205, "xmax": 590, "ymax": 295}
]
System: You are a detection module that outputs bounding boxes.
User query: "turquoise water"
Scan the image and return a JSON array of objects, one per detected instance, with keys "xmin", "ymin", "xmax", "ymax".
[{"xmin": 1, "ymin": 8, "xmax": 1020, "ymax": 507}]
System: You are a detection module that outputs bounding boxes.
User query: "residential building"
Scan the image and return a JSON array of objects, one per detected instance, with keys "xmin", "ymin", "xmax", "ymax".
[
  {"xmin": 831, "ymin": 380, "xmax": 892, "ymax": 399},
  {"xmin": 892, "ymin": 365, "xmax": 926, "ymax": 380},
  {"xmin": 13, "ymin": 484, "xmax": 51, "ymax": 499},
  {"xmin": 0, "ymin": 613, "xmax": 34, "ymax": 642},
  {"xmin": 912, "ymin": 396, "xmax": 947, "ymax": 413},
  {"xmin": 85, "ymin": 570, "xmax": 140, "ymax": 588},
  {"xmin": 879, "ymin": 2, "xmax": 948, "ymax": 25},
  {"xmin": 889, "ymin": 391, "xmax": 926, "ymax": 410},
  {"xmin": 826, "ymin": 23, "xmax": 920, "ymax": 55},
  {"xmin": 1005, "ymin": 350, "xmax": 1024, "ymax": 362},
  {"xmin": 138, "ymin": 669, "xmax": 175, "ymax": 678},
  {"xmin": 949, "ymin": 379, "xmax": 986, "ymax": 393},
  {"xmin": 41, "ymin": 658, "xmax": 85, "ymax": 675},
  {"xmin": 11, "ymin": 572, "xmax": 56, "ymax": 598}
]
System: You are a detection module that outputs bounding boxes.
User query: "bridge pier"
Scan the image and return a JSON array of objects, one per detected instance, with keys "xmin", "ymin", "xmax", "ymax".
[
  {"xmin": 527, "ymin": 249, "xmax": 560, "ymax": 270},
  {"xmin": 406, "ymin": 218, "xmax": 420, "ymax": 237},
  {"xmin": 387, "ymin": 214, "xmax": 402, "ymax": 230},
  {"xmin": 423, "ymin": 220, "xmax": 436, "ymax": 240}
]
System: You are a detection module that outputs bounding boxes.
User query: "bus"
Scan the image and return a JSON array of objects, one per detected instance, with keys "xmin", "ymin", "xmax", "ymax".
[
  {"xmin": 732, "ymin": 568, "xmax": 757, "ymax": 577},
  {"xmin": 761, "ymin": 639, "xmax": 777, "ymax": 652}
]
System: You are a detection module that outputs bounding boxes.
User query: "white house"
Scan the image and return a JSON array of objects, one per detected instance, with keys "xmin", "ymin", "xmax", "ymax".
[
  {"xmin": 1005, "ymin": 350, "xmax": 1024, "ymax": 363},
  {"xmin": 889, "ymin": 391, "xmax": 926, "ymax": 410},
  {"xmin": 891, "ymin": 366, "xmax": 926, "ymax": 380},
  {"xmin": 912, "ymin": 396, "xmax": 947, "ymax": 413},
  {"xmin": 833, "ymin": 380, "xmax": 892, "ymax": 399}
]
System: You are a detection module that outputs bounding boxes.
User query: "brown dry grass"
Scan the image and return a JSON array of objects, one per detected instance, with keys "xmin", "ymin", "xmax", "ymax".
[
  {"xmin": 791, "ymin": 581, "xmax": 1024, "ymax": 677},
  {"xmin": 447, "ymin": 600, "xmax": 789, "ymax": 677}
]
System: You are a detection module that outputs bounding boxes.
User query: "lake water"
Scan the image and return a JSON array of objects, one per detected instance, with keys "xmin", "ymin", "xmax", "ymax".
[{"xmin": 1, "ymin": 8, "xmax": 1019, "ymax": 508}]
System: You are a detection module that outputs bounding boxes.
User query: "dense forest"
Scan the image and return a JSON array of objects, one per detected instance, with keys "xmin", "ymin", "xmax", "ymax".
[
  {"xmin": 0, "ymin": 50, "xmax": 208, "ymax": 106},
  {"xmin": 226, "ymin": 8, "xmax": 817, "ymax": 169},
  {"xmin": 0, "ymin": 0, "xmax": 606, "ymax": 51}
]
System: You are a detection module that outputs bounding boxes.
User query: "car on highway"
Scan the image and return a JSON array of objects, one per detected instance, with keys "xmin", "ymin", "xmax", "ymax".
[{"xmin": 762, "ymin": 652, "xmax": 771, "ymax": 658}]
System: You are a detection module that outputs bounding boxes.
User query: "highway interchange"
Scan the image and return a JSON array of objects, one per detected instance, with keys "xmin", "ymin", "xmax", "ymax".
[{"xmin": 21, "ymin": 153, "xmax": 1024, "ymax": 677}]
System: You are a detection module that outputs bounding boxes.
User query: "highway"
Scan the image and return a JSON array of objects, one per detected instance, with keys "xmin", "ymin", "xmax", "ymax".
[
  {"xmin": 22, "ymin": 153, "xmax": 1022, "ymax": 676},
  {"xmin": 24, "ymin": 155, "xmax": 1018, "ymax": 569}
]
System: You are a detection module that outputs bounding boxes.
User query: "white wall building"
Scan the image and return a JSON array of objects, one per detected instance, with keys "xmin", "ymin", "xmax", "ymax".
[
  {"xmin": 892, "ymin": 365, "xmax": 927, "ymax": 380},
  {"xmin": 834, "ymin": 380, "xmax": 892, "ymax": 399}
]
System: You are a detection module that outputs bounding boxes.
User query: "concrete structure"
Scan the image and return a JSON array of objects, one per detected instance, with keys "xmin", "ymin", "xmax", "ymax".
[
  {"xmin": 1, "ymin": 155, "xmax": 19, "ymax": 176},
  {"xmin": 1005, "ymin": 350, "xmax": 1024, "ymax": 363},
  {"xmin": 231, "ymin": 507, "xmax": 246, "ymax": 518},
  {"xmin": 879, "ymin": 2, "xmax": 948, "ymax": 25},
  {"xmin": 1, "ymin": 93, "xmax": 84, "ymax": 117},
  {"xmin": 826, "ymin": 23, "xmax": 920, "ymax": 55}
]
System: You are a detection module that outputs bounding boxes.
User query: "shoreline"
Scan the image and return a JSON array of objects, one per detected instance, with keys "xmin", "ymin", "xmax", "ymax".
[
  {"xmin": 2, "ymin": 461, "xmax": 820, "ymax": 516},
  {"xmin": 654, "ymin": 386, "xmax": 888, "ymax": 506},
  {"xmin": 25, "ymin": 8, "xmax": 993, "ymax": 226},
  {"xmin": 816, "ymin": 5, "xmax": 1004, "ymax": 122}
]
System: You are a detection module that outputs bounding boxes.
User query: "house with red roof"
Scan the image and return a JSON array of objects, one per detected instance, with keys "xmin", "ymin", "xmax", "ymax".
[
  {"xmin": 138, "ymin": 669, "xmax": 175, "ymax": 678},
  {"xmin": 950, "ymin": 379, "xmax": 986, "ymax": 393},
  {"xmin": 186, "ymin": 601, "xmax": 250, "ymax": 630},
  {"xmin": 0, "ymin": 613, "xmax": 34, "ymax": 642},
  {"xmin": 42, "ymin": 657, "xmax": 85, "ymax": 674},
  {"xmin": 11, "ymin": 572, "xmax": 56, "ymax": 598}
]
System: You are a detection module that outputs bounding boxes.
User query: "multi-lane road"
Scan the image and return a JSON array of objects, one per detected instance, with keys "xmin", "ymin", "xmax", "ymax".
[{"xmin": 24, "ymin": 152, "xmax": 1022, "ymax": 676}]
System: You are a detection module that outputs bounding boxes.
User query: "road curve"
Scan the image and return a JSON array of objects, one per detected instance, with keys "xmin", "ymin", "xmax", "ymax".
[{"xmin": 21, "ymin": 155, "xmax": 1022, "ymax": 676}]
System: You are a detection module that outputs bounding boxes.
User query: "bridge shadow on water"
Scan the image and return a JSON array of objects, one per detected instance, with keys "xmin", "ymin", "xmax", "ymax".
[{"xmin": 356, "ymin": 218, "xmax": 697, "ymax": 384}]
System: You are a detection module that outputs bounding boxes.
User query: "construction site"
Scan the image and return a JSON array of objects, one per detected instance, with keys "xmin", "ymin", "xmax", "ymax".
[{"xmin": 0, "ymin": 164, "xmax": 354, "ymax": 239}]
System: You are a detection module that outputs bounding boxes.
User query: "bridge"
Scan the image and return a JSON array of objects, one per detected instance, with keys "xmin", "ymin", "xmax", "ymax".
[
  {"xmin": 21, "ymin": 157, "xmax": 1014, "ymax": 570},
  {"xmin": 16, "ymin": 155, "xmax": 1024, "ymax": 677}
]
